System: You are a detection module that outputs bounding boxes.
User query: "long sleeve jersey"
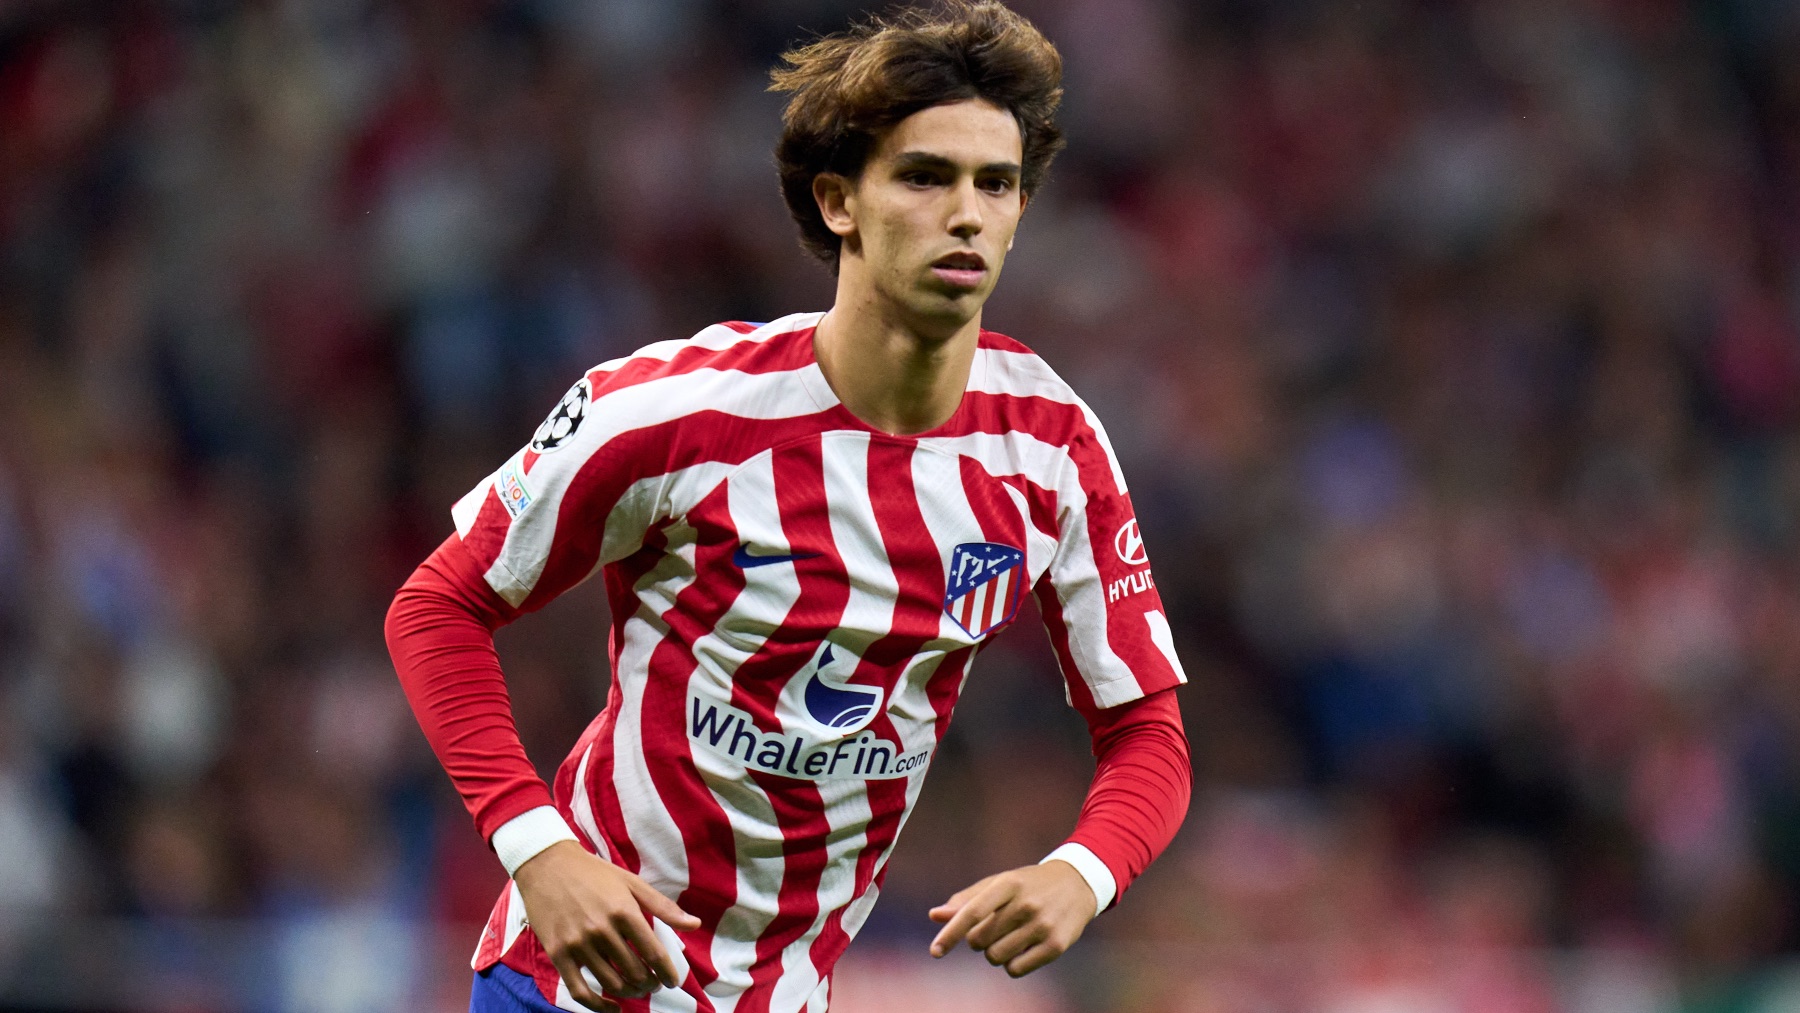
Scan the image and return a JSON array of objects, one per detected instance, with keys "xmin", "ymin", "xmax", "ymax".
[{"xmin": 386, "ymin": 313, "xmax": 1191, "ymax": 1012}]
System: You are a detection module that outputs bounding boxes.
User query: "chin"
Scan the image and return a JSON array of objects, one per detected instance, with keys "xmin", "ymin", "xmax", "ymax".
[
  {"xmin": 879, "ymin": 281, "xmax": 981, "ymax": 333},
  {"xmin": 910, "ymin": 293, "xmax": 983, "ymax": 332}
]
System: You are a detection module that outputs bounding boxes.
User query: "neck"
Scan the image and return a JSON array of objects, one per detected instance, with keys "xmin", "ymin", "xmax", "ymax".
[{"xmin": 813, "ymin": 259, "xmax": 982, "ymax": 436}]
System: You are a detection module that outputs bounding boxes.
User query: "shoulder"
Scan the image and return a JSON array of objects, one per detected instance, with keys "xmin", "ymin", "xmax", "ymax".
[
  {"xmin": 525, "ymin": 313, "xmax": 824, "ymax": 458},
  {"xmin": 973, "ymin": 328, "xmax": 1083, "ymax": 406},
  {"xmin": 968, "ymin": 329, "xmax": 1129, "ymax": 492},
  {"xmin": 584, "ymin": 312, "xmax": 824, "ymax": 395},
  {"xmin": 970, "ymin": 328, "xmax": 1097, "ymax": 435}
]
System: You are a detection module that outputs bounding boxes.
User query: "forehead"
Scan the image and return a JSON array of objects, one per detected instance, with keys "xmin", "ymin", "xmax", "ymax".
[{"xmin": 871, "ymin": 99, "xmax": 1023, "ymax": 167}]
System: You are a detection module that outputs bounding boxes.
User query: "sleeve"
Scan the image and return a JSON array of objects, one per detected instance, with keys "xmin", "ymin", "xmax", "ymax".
[
  {"xmin": 1033, "ymin": 404, "xmax": 1187, "ymax": 716},
  {"xmin": 451, "ymin": 368, "xmax": 676, "ymax": 613},
  {"xmin": 384, "ymin": 534, "xmax": 576, "ymax": 873},
  {"xmin": 385, "ymin": 364, "xmax": 679, "ymax": 872},
  {"xmin": 1040, "ymin": 688, "xmax": 1191, "ymax": 912}
]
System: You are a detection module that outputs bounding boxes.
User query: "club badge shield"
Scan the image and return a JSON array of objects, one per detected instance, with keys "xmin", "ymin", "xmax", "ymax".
[{"xmin": 943, "ymin": 542, "xmax": 1025, "ymax": 639}]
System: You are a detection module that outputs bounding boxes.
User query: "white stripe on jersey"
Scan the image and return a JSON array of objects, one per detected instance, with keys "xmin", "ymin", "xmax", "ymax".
[
  {"xmin": 1145, "ymin": 608, "xmax": 1185, "ymax": 681},
  {"xmin": 693, "ymin": 451, "xmax": 799, "ymax": 1003},
  {"xmin": 473, "ymin": 362, "xmax": 827, "ymax": 606},
  {"xmin": 908, "ymin": 446, "xmax": 981, "ymax": 646},
  {"xmin": 818, "ymin": 433, "xmax": 895, "ymax": 655},
  {"xmin": 1042, "ymin": 496, "xmax": 1144, "ymax": 708},
  {"xmin": 697, "ymin": 773, "xmax": 782, "ymax": 1007},
  {"xmin": 591, "ymin": 312, "xmax": 823, "ymax": 373},
  {"xmin": 611, "ymin": 617, "xmax": 695, "ymax": 904},
  {"xmin": 972, "ymin": 345, "xmax": 1130, "ymax": 495},
  {"xmin": 500, "ymin": 882, "xmax": 528, "ymax": 957},
  {"xmin": 568, "ymin": 743, "xmax": 608, "ymax": 859},
  {"xmin": 599, "ymin": 460, "xmax": 738, "ymax": 574}
]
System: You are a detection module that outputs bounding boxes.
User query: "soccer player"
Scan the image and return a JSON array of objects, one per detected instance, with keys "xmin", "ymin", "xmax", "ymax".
[{"xmin": 384, "ymin": 3, "xmax": 1191, "ymax": 1010}]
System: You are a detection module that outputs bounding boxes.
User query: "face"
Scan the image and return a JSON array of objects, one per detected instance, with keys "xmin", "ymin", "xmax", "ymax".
[{"xmin": 815, "ymin": 99, "xmax": 1028, "ymax": 338}]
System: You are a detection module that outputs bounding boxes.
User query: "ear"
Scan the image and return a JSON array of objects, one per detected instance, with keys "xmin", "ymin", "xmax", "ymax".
[{"xmin": 813, "ymin": 172, "xmax": 858, "ymax": 240}]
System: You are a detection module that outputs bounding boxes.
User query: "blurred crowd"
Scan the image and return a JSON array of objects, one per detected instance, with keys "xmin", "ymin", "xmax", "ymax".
[{"xmin": 2, "ymin": 0, "xmax": 1800, "ymax": 1010}]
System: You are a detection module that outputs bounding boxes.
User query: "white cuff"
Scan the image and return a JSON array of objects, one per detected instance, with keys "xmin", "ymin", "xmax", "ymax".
[
  {"xmin": 1041, "ymin": 843, "xmax": 1116, "ymax": 916},
  {"xmin": 492, "ymin": 805, "xmax": 580, "ymax": 877}
]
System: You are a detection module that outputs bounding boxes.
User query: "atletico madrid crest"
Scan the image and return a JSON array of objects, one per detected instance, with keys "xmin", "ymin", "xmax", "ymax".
[{"xmin": 944, "ymin": 542, "xmax": 1025, "ymax": 639}]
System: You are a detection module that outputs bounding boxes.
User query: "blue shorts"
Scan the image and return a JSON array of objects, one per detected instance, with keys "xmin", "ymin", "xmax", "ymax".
[{"xmin": 471, "ymin": 964, "xmax": 562, "ymax": 1013}]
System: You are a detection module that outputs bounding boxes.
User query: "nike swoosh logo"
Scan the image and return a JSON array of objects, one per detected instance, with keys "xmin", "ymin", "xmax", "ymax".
[{"xmin": 733, "ymin": 545, "xmax": 822, "ymax": 568}]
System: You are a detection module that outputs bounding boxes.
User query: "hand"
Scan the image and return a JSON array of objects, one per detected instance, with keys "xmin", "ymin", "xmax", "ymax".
[
  {"xmin": 927, "ymin": 861, "xmax": 1097, "ymax": 977},
  {"xmin": 512, "ymin": 841, "xmax": 703, "ymax": 1012}
]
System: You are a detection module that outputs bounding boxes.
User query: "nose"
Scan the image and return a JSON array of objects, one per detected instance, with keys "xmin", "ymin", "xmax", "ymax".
[{"xmin": 947, "ymin": 178, "xmax": 983, "ymax": 239}]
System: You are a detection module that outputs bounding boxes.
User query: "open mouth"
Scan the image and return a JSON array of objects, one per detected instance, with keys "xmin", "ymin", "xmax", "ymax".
[{"xmin": 931, "ymin": 251, "xmax": 987, "ymax": 289}]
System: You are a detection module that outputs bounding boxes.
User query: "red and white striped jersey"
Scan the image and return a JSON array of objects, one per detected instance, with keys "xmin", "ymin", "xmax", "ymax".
[{"xmin": 453, "ymin": 313, "xmax": 1186, "ymax": 1012}]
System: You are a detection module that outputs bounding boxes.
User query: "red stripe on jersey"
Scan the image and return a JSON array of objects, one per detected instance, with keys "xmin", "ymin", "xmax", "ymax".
[
  {"xmin": 1035, "ymin": 579, "xmax": 1102, "ymax": 716},
  {"xmin": 976, "ymin": 328, "xmax": 1034, "ymax": 354},
  {"xmin": 741, "ymin": 768, "xmax": 833, "ymax": 1013},
  {"xmin": 583, "ymin": 683, "xmax": 641, "ymax": 871},
  {"xmin": 862, "ymin": 434, "xmax": 959, "ymax": 790},
  {"xmin": 457, "ymin": 490, "xmax": 522, "ymax": 597},
  {"xmin": 732, "ymin": 438, "xmax": 851, "ymax": 1013},
  {"xmin": 474, "ymin": 888, "xmax": 509, "ymax": 967},
  {"xmin": 581, "ymin": 520, "xmax": 676, "ymax": 883},
  {"xmin": 724, "ymin": 436, "xmax": 851, "ymax": 727},
  {"xmin": 577, "ymin": 521, "xmax": 680, "ymax": 886},
  {"xmin": 995, "ymin": 472, "xmax": 1061, "ymax": 542},
  {"xmin": 519, "ymin": 411, "xmax": 839, "ymax": 614},
  {"xmin": 633, "ymin": 485, "xmax": 754, "ymax": 995},
  {"xmin": 516, "ymin": 327, "xmax": 803, "ymax": 482},
  {"xmin": 585, "ymin": 323, "xmax": 815, "ymax": 395},
  {"xmin": 960, "ymin": 454, "xmax": 1030, "ymax": 635}
]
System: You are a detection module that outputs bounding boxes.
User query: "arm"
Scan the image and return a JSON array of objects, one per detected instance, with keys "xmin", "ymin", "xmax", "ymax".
[
  {"xmin": 931, "ymin": 394, "xmax": 1190, "ymax": 975},
  {"xmin": 392, "ymin": 365, "xmax": 712, "ymax": 1010},
  {"xmin": 927, "ymin": 688, "xmax": 1189, "ymax": 975},
  {"xmin": 383, "ymin": 534, "xmax": 548, "ymax": 843},
  {"xmin": 385, "ymin": 535, "xmax": 698, "ymax": 1010}
]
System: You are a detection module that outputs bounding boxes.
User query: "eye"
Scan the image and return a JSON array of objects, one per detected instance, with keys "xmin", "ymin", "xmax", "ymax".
[
  {"xmin": 979, "ymin": 177, "xmax": 1015, "ymax": 195},
  {"xmin": 902, "ymin": 170, "xmax": 939, "ymax": 187}
]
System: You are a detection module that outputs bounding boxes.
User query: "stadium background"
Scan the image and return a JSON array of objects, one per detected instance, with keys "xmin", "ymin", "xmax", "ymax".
[{"xmin": 3, "ymin": 0, "xmax": 1800, "ymax": 1010}]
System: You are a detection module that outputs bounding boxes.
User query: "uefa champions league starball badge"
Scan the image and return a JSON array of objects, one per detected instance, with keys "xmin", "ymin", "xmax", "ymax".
[{"xmin": 531, "ymin": 377, "xmax": 592, "ymax": 453}]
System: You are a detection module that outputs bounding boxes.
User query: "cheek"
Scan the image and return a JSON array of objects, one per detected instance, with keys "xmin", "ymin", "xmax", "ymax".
[{"xmin": 868, "ymin": 209, "xmax": 925, "ymax": 272}]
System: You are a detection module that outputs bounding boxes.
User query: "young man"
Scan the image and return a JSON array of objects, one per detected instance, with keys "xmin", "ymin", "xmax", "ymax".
[{"xmin": 385, "ymin": 3, "xmax": 1191, "ymax": 1010}]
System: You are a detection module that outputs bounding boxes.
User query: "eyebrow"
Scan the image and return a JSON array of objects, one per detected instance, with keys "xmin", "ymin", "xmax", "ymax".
[{"xmin": 891, "ymin": 151, "xmax": 1023, "ymax": 176}]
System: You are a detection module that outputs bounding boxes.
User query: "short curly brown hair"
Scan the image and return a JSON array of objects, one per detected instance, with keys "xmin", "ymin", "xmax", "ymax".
[{"xmin": 769, "ymin": 1, "xmax": 1066, "ymax": 271}]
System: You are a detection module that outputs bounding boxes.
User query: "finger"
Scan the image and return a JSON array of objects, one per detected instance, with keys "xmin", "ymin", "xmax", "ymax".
[
  {"xmin": 1004, "ymin": 939, "xmax": 1066, "ymax": 978},
  {"xmin": 930, "ymin": 882, "xmax": 1015, "ymax": 957},
  {"xmin": 618, "ymin": 909, "xmax": 684, "ymax": 990},
  {"xmin": 983, "ymin": 920, "xmax": 1050, "ymax": 966},
  {"xmin": 967, "ymin": 902, "xmax": 1037, "ymax": 953},
  {"xmin": 594, "ymin": 922, "xmax": 657, "ymax": 995},
  {"xmin": 553, "ymin": 954, "xmax": 622, "ymax": 1012},
  {"xmin": 569, "ymin": 942, "xmax": 627, "ymax": 994},
  {"xmin": 631, "ymin": 880, "xmax": 702, "ymax": 932},
  {"xmin": 927, "ymin": 880, "xmax": 988, "ymax": 922}
]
